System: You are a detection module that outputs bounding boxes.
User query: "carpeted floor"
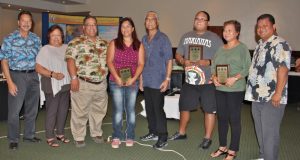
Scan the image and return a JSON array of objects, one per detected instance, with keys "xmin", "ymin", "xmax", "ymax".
[{"xmin": 0, "ymin": 94, "xmax": 299, "ymax": 160}]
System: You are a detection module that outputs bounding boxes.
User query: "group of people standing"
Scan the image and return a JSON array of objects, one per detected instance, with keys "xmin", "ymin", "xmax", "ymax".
[{"xmin": 0, "ymin": 9, "xmax": 292, "ymax": 160}]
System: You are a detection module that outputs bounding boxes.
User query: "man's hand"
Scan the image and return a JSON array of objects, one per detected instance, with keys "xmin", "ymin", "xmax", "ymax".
[
  {"xmin": 160, "ymin": 80, "xmax": 169, "ymax": 92},
  {"xmin": 7, "ymin": 81, "xmax": 18, "ymax": 96},
  {"xmin": 271, "ymin": 92, "xmax": 281, "ymax": 107},
  {"xmin": 70, "ymin": 79, "xmax": 79, "ymax": 92},
  {"xmin": 183, "ymin": 59, "xmax": 195, "ymax": 67}
]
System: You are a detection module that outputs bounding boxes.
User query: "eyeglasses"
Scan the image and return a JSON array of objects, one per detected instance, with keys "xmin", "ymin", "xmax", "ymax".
[
  {"xmin": 194, "ymin": 18, "xmax": 208, "ymax": 22},
  {"xmin": 84, "ymin": 24, "xmax": 97, "ymax": 27}
]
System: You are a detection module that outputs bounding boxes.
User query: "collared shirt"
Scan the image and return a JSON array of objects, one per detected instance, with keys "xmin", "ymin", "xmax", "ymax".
[
  {"xmin": 245, "ymin": 35, "xmax": 291, "ymax": 104},
  {"xmin": 65, "ymin": 35, "xmax": 108, "ymax": 82},
  {"xmin": 142, "ymin": 30, "xmax": 173, "ymax": 89},
  {"xmin": 0, "ymin": 30, "xmax": 41, "ymax": 70}
]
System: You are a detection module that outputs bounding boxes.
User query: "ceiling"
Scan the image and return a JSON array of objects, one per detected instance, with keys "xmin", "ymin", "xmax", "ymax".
[{"xmin": 0, "ymin": 0, "xmax": 89, "ymax": 15}]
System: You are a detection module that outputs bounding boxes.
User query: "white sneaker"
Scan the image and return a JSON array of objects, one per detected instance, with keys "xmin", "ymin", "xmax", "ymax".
[{"xmin": 111, "ymin": 139, "xmax": 121, "ymax": 149}]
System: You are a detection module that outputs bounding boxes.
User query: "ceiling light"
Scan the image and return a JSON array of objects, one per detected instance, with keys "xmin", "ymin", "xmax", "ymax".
[{"xmin": 8, "ymin": 4, "xmax": 11, "ymax": 7}]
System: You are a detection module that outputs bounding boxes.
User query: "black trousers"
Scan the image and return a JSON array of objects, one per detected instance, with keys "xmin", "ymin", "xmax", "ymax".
[
  {"xmin": 215, "ymin": 90, "xmax": 244, "ymax": 151},
  {"xmin": 144, "ymin": 87, "xmax": 168, "ymax": 140}
]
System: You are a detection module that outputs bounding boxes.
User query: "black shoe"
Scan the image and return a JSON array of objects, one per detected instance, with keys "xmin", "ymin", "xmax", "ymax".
[
  {"xmin": 9, "ymin": 143, "xmax": 18, "ymax": 150},
  {"xmin": 23, "ymin": 137, "xmax": 42, "ymax": 143},
  {"xmin": 168, "ymin": 132, "xmax": 187, "ymax": 140},
  {"xmin": 140, "ymin": 133, "xmax": 158, "ymax": 141},
  {"xmin": 199, "ymin": 138, "xmax": 212, "ymax": 149},
  {"xmin": 153, "ymin": 140, "xmax": 168, "ymax": 149}
]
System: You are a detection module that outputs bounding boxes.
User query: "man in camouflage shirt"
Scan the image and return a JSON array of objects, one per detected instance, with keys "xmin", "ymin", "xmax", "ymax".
[{"xmin": 66, "ymin": 16, "xmax": 108, "ymax": 148}]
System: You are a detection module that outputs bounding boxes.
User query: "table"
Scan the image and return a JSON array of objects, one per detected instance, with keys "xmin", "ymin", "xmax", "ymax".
[
  {"xmin": 288, "ymin": 71, "xmax": 300, "ymax": 104},
  {"xmin": 0, "ymin": 80, "xmax": 8, "ymax": 121},
  {"xmin": 140, "ymin": 94, "xmax": 180, "ymax": 119}
]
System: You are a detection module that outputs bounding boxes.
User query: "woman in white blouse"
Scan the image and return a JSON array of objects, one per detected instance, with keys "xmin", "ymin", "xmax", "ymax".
[{"xmin": 36, "ymin": 25, "xmax": 70, "ymax": 147}]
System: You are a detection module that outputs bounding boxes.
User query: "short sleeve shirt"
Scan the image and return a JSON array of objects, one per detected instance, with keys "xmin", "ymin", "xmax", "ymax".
[
  {"xmin": 0, "ymin": 30, "xmax": 41, "ymax": 70},
  {"xmin": 176, "ymin": 31, "xmax": 223, "ymax": 85},
  {"xmin": 65, "ymin": 35, "xmax": 108, "ymax": 82},
  {"xmin": 245, "ymin": 35, "xmax": 291, "ymax": 104},
  {"xmin": 142, "ymin": 30, "xmax": 173, "ymax": 89}
]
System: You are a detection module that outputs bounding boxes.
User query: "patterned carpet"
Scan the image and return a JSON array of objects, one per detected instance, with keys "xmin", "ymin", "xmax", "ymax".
[{"xmin": 0, "ymin": 95, "xmax": 299, "ymax": 160}]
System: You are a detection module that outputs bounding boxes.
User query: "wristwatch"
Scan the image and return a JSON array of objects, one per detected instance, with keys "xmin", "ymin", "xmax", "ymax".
[{"xmin": 71, "ymin": 75, "xmax": 78, "ymax": 80}]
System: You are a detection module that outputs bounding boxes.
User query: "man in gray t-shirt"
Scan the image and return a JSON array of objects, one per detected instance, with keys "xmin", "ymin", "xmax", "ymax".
[{"xmin": 169, "ymin": 11, "xmax": 223, "ymax": 150}]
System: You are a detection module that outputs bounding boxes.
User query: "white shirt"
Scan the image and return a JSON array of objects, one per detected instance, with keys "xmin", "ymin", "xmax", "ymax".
[{"xmin": 36, "ymin": 44, "xmax": 70, "ymax": 96}]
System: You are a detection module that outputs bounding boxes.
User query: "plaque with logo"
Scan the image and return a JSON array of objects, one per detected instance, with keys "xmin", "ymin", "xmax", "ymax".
[
  {"xmin": 216, "ymin": 64, "xmax": 229, "ymax": 85},
  {"xmin": 119, "ymin": 67, "xmax": 132, "ymax": 83},
  {"xmin": 188, "ymin": 45, "xmax": 203, "ymax": 62}
]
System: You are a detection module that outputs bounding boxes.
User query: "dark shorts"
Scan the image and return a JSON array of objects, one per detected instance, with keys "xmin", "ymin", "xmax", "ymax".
[{"xmin": 179, "ymin": 83, "xmax": 217, "ymax": 113}]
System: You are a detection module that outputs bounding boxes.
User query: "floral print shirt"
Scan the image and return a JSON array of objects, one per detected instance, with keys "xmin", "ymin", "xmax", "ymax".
[
  {"xmin": 0, "ymin": 30, "xmax": 41, "ymax": 70},
  {"xmin": 245, "ymin": 35, "xmax": 291, "ymax": 104},
  {"xmin": 65, "ymin": 35, "xmax": 108, "ymax": 82}
]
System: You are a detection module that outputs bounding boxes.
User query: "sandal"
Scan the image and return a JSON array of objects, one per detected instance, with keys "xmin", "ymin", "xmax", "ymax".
[
  {"xmin": 224, "ymin": 152, "xmax": 236, "ymax": 160},
  {"xmin": 56, "ymin": 136, "xmax": 70, "ymax": 143},
  {"xmin": 47, "ymin": 139, "xmax": 60, "ymax": 147},
  {"xmin": 210, "ymin": 148, "xmax": 228, "ymax": 158}
]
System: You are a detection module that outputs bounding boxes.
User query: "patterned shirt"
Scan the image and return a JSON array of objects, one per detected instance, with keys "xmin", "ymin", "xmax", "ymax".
[
  {"xmin": 245, "ymin": 35, "xmax": 291, "ymax": 104},
  {"xmin": 0, "ymin": 30, "xmax": 41, "ymax": 70},
  {"xmin": 109, "ymin": 44, "xmax": 139, "ymax": 82},
  {"xmin": 65, "ymin": 35, "xmax": 108, "ymax": 82}
]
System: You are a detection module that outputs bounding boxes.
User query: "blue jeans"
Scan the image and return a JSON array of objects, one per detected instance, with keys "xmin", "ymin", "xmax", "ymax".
[{"xmin": 109, "ymin": 81, "xmax": 139, "ymax": 140}]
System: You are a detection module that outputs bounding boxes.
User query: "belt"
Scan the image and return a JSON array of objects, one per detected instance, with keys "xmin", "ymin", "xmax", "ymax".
[
  {"xmin": 9, "ymin": 69, "xmax": 35, "ymax": 73},
  {"xmin": 78, "ymin": 76, "xmax": 102, "ymax": 85}
]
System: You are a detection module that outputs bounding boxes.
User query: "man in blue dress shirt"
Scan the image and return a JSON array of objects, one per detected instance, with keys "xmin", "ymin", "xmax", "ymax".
[
  {"xmin": 139, "ymin": 11, "xmax": 173, "ymax": 149},
  {"xmin": 0, "ymin": 11, "xmax": 41, "ymax": 150}
]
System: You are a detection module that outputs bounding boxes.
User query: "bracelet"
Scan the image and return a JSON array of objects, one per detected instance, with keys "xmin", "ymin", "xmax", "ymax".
[
  {"xmin": 50, "ymin": 71, "xmax": 53, "ymax": 78},
  {"xmin": 166, "ymin": 77, "xmax": 171, "ymax": 81}
]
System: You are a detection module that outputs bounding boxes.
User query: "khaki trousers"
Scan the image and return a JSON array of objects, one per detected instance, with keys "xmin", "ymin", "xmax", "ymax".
[{"xmin": 70, "ymin": 79, "xmax": 108, "ymax": 141}]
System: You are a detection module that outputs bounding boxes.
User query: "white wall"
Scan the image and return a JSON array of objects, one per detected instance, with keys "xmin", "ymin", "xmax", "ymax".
[
  {"xmin": 0, "ymin": 8, "xmax": 42, "ymax": 44},
  {"xmin": 66, "ymin": 0, "xmax": 300, "ymax": 50}
]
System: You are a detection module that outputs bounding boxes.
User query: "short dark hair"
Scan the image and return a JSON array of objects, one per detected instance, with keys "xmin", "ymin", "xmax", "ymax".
[
  {"xmin": 83, "ymin": 15, "xmax": 97, "ymax": 24},
  {"xmin": 224, "ymin": 20, "xmax": 241, "ymax": 39},
  {"xmin": 47, "ymin": 25, "xmax": 64, "ymax": 43},
  {"xmin": 196, "ymin": 11, "xmax": 210, "ymax": 21},
  {"xmin": 257, "ymin": 14, "xmax": 275, "ymax": 24},
  {"xmin": 18, "ymin": 10, "xmax": 32, "ymax": 20}
]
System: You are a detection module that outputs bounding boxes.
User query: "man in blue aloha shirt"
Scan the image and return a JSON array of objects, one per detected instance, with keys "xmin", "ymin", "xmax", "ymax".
[
  {"xmin": 245, "ymin": 14, "xmax": 291, "ymax": 160},
  {"xmin": 0, "ymin": 11, "xmax": 41, "ymax": 150}
]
